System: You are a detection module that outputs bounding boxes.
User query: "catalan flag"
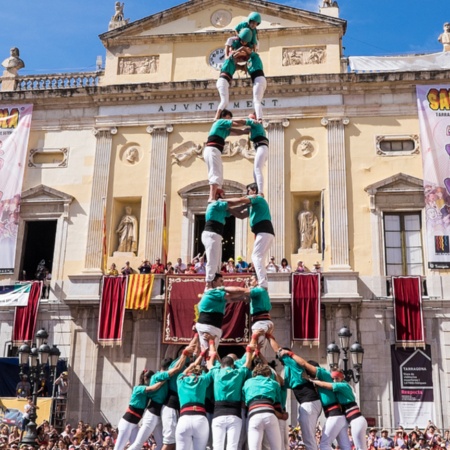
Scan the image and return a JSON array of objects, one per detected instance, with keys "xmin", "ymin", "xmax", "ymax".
[{"xmin": 125, "ymin": 274, "xmax": 154, "ymax": 310}]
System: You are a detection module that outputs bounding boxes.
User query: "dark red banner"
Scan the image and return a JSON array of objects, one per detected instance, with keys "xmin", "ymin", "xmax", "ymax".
[{"xmin": 163, "ymin": 275, "xmax": 250, "ymax": 345}]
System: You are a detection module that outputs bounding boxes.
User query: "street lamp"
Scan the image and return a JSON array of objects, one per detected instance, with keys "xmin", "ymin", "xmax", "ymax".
[
  {"xmin": 327, "ymin": 326, "xmax": 364, "ymax": 383},
  {"xmin": 18, "ymin": 328, "xmax": 60, "ymax": 448}
]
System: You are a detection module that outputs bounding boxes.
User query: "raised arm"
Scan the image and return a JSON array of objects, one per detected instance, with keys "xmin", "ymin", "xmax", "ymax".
[
  {"xmin": 145, "ymin": 380, "xmax": 167, "ymax": 392},
  {"xmin": 309, "ymin": 378, "xmax": 333, "ymax": 390}
]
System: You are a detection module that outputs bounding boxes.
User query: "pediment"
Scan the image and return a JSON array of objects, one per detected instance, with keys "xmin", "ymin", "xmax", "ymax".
[
  {"xmin": 100, "ymin": 0, "xmax": 346, "ymax": 43},
  {"xmin": 365, "ymin": 173, "xmax": 424, "ymax": 195},
  {"xmin": 21, "ymin": 184, "xmax": 74, "ymax": 204}
]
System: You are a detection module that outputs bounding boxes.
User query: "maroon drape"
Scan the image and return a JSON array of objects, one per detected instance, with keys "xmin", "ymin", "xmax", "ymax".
[
  {"xmin": 291, "ymin": 273, "xmax": 320, "ymax": 344},
  {"xmin": 98, "ymin": 276, "xmax": 127, "ymax": 345},
  {"xmin": 12, "ymin": 281, "xmax": 42, "ymax": 345},
  {"xmin": 163, "ymin": 275, "xmax": 250, "ymax": 345},
  {"xmin": 392, "ymin": 276, "xmax": 424, "ymax": 347}
]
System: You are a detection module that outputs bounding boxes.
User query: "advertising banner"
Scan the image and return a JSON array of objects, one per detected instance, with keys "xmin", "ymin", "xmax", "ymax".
[
  {"xmin": 0, "ymin": 397, "xmax": 52, "ymax": 427},
  {"xmin": 416, "ymin": 86, "xmax": 450, "ymax": 269},
  {"xmin": 0, "ymin": 105, "xmax": 33, "ymax": 274},
  {"xmin": 391, "ymin": 345, "xmax": 434, "ymax": 428},
  {"xmin": 0, "ymin": 283, "xmax": 32, "ymax": 307}
]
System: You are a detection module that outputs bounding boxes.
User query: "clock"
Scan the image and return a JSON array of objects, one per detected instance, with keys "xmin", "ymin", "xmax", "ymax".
[
  {"xmin": 208, "ymin": 48, "xmax": 226, "ymax": 71},
  {"xmin": 210, "ymin": 9, "xmax": 232, "ymax": 28}
]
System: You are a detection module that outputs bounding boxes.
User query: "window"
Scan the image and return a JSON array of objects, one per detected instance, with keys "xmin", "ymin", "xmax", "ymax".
[
  {"xmin": 376, "ymin": 135, "xmax": 419, "ymax": 156},
  {"xmin": 384, "ymin": 213, "xmax": 424, "ymax": 276}
]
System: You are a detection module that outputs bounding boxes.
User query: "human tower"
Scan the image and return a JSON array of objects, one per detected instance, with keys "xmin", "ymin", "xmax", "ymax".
[{"xmin": 113, "ymin": 12, "xmax": 368, "ymax": 450}]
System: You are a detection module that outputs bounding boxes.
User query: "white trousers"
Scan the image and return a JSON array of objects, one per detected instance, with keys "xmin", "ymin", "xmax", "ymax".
[
  {"xmin": 319, "ymin": 415, "xmax": 351, "ymax": 450},
  {"xmin": 196, "ymin": 322, "xmax": 223, "ymax": 351},
  {"xmin": 176, "ymin": 414, "xmax": 210, "ymax": 450},
  {"xmin": 251, "ymin": 320, "xmax": 273, "ymax": 348},
  {"xmin": 127, "ymin": 410, "xmax": 162, "ymax": 450},
  {"xmin": 217, "ymin": 77, "xmax": 230, "ymax": 111},
  {"xmin": 212, "ymin": 415, "xmax": 242, "ymax": 450},
  {"xmin": 115, "ymin": 418, "xmax": 139, "ymax": 450},
  {"xmin": 279, "ymin": 419, "xmax": 289, "ymax": 450},
  {"xmin": 161, "ymin": 405, "xmax": 178, "ymax": 445},
  {"xmin": 298, "ymin": 399, "xmax": 322, "ymax": 450},
  {"xmin": 350, "ymin": 416, "xmax": 368, "ymax": 450},
  {"xmin": 202, "ymin": 231, "xmax": 223, "ymax": 282},
  {"xmin": 253, "ymin": 76, "xmax": 267, "ymax": 120},
  {"xmin": 204, "ymin": 146, "xmax": 223, "ymax": 187},
  {"xmin": 253, "ymin": 144, "xmax": 268, "ymax": 196},
  {"xmin": 248, "ymin": 412, "xmax": 281, "ymax": 450},
  {"xmin": 252, "ymin": 233, "xmax": 274, "ymax": 289}
]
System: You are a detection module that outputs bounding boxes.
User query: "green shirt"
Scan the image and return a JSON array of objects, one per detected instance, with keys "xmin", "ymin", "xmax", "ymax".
[
  {"xmin": 221, "ymin": 57, "xmax": 236, "ymax": 77},
  {"xmin": 205, "ymin": 200, "xmax": 230, "ymax": 224},
  {"xmin": 198, "ymin": 288, "xmax": 227, "ymax": 315},
  {"xmin": 248, "ymin": 195, "xmax": 272, "ymax": 226},
  {"xmin": 245, "ymin": 119, "xmax": 266, "ymax": 141},
  {"xmin": 332, "ymin": 381, "xmax": 356, "ymax": 405},
  {"xmin": 129, "ymin": 385, "xmax": 150, "ymax": 409},
  {"xmin": 167, "ymin": 356, "xmax": 189, "ymax": 393},
  {"xmin": 247, "ymin": 52, "xmax": 264, "ymax": 74},
  {"xmin": 208, "ymin": 119, "xmax": 233, "ymax": 140},
  {"xmin": 249, "ymin": 286, "xmax": 271, "ymax": 315},
  {"xmin": 280, "ymin": 355, "xmax": 308, "ymax": 389},
  {"xmin": 149, "ymin": 371, "xmax": 170, "ymax": 404},
  {"xmin": 316, "ymin": 367, "xmax": 339, "ymax": 407},
  {"xmin": 211, "ymin": 366, "xmax": 250, "ymax": 402},
  {"xmin": 242, "ymin": 375, "xmax": 281, "ymax": 405},
  {"xmin": 235, "ymin": 21, "xmax": 258, "ymax": 48},
  {"xmin": 177, "ymin": 371, "xmax": 214, "ymax": 408}
]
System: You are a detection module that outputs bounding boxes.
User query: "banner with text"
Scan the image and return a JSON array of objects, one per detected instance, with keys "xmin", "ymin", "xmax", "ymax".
[
  {"xmin": 0, "ymin": 105, "xmax": 33, "ymax": 274},
  {"xmin": 391, "ymin": 344, "xmax": 434, "ymax": 428},
  {"xmin": 416, "ymin": 86, "xmax": 450, "ymax": 269}
]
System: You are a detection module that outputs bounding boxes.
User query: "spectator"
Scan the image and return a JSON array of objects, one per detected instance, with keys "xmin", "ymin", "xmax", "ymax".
[
  {"xmin": 235, "ymin": 256, "xmax": 249, "ymax": 273},
  {"xmin": 43, "ymin": 270, "xmax": 52, "ymax": 299},
  {"xmin": 138, "ymin": 260, "xmax": 151, "ymax": 274},
  {"xmin": 106, "ymin": 263, "xmax": 119, "ymax": 276},
  {"xmin": 36, "ymin": 379, "xmax": 49, "ymax": 397},
  {"xmin": 165, "ymin": 262, "xmax": 175, "ymax": 274},
  {"xmin": 415, "ymin": 435, "xmax": 428, "ymax": 450},
  {"xmin": 174, "ymin": 257, "xmax": 187, "ymax": 274},
  {"xmin": 20, "ymin": 397, "xmax": 37, "ymax": 441},
  {"xmin": 120, "ymin": 261, "xmax": 134, "ymax": 275},
  {"xmin": 409, "ymin": 430, "xmax": 420, "ymax": 448},
  {"xmin": 394, "ymin": 428, "xmax": 407, "ymax": 449},
  {"xmin": 312, "ymin": 261, "xmax": 322, "ymax": 273},
  {"xmin": 378, "ymin": 429, "xmax": 395, "ymax": 449},
  {"xmin": 368, "ymin": 427, "xmax": 379, "ymax": 449},
  {"xmin": 194, "ymin": 255, "xmax": 206, "ymax": 274},
  {"xmin": 248, "ymin": 262, "xmax": 256, "ymax": 273},
  {"xmin": 60, "ymin": 425, "xmax": 73, "ymax": 440},
  {"xmin": 186, "ymin": 263, "xmax": 196, "ymax": 274},
  {"xmin": 279, "ymin": 258, "xmax": 291, "ymax": 273},
  {"xmin": 295, "ymin": 260, "xmax": 306, "ymax": 273},
  {"xmin": 266, "ymin": 256, "xmax": 279, "ymax": 273},
  {"xmin": 150, "ymin": 257, "xmax": 165, "ymax": 274},
  {"xmin": 16, "ymin": 374, "xmax": 31, "ymax": 398},
  {"xmin": 225, "ymin": 258, "xmax": 236, "ymax": 273},
  {"xmin": 55, "ymin": 371, "xmax": 69, "ymax": 398}
]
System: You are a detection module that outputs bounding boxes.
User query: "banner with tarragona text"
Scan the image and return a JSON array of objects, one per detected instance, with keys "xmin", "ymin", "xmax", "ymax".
[
  {"xmin": 0, "ymin": 105, "xmax": 33, "ymax": 274},
  {"xmin": 417, "ymin": 86, "xmax": 450, "ymax": 269}
]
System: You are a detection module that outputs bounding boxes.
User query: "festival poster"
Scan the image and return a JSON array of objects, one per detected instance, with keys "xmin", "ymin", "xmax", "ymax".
[
  {"xmin": 416, "ymin": 86, "xmax": 450, "ymax": 269},
  {"xmin": 391, "ymin": 345, "xmax": 434, "ymax": 428},
  {"xmin": 0, "ymin": 105, "xmax": 33, "ymax": 274}
]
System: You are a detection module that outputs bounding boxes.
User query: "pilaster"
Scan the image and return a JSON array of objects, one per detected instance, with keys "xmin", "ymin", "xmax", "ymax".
[
  {"xmin": 84, "ymin": 127, "xmax": 117, "ymax": 272},
  {"xmin": 266, "ymin": 120, "xmax": 289, "ymax": 262},
  {"xmin": 321, "ymin": 117, "xmax": 351, "ymax": 271},
  {"xmin": 145, "ymin": 124, "xmax": 173, "ymax": 260}
]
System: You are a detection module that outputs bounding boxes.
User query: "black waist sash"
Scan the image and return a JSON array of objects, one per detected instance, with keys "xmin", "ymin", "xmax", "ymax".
[
  {"xmin": 198, "ymin": 311, "xmax": 224, "ymax": 328},
  {"xmin": 213, "ymin": 401, "xmax": 242, "ymax": 418}
]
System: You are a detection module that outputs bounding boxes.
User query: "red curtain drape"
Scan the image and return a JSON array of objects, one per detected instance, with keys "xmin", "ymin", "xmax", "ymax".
[
  {"xmin": 163, "ymin": 275, "xmax": 250, "ymax": 345},
  {"xmin": 12, "ymin": 281, "xmax": 42, "ymax": 345},
  {"xmin": 98, "ymin": 276, "xmax": 127, "ymax": 345},
  {"xmin": 291, "ymin": 273, "xmax": 320, "ymax": 344},
  {"xmin": 392, "ymin": 276, "xmax": 424, "ymax": 347}
]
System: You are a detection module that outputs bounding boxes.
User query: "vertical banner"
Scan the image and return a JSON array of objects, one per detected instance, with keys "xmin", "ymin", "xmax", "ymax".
[
  {"xmin": 0, "ymin": 104, "xmax": 33, "ymax": 274},
  {"xmin": 391, "ymin": 344, "xmax": 434, "ymax": 428},
  {"xmin": 416, "ymin": 86, "xmax": 450, "ymax": 269}
]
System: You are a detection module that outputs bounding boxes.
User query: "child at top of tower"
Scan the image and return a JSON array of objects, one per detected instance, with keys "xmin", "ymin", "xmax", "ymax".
[{"xmin": 235, "ymin": 11, "xmax": 261, "ymax": 52}]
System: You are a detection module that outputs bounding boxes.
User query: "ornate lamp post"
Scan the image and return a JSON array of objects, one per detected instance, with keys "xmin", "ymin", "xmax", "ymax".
[
  {"xmin": 326, "ymin": 326, "xmax": 364, "ymax": 383},
  {"xmin": 18, "ymin": 328, "xmax": 60, "ymax": 447}
]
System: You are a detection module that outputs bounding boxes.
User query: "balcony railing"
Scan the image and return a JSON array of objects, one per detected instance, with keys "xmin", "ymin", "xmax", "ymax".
[{"xmin": 14, "ymin": 71, "xmax": 102, "ymax": 91}]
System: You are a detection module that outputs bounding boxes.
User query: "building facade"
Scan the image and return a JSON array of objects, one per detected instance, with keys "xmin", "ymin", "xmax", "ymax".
[{"xmin": 1, "ymin": 0, "xmax": 450, "ymax": 430}]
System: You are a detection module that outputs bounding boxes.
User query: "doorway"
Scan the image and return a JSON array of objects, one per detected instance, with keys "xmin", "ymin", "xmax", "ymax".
[
  {"xmin": 193, "ymin": 215, "xmax": 236, "ymax": 263},
  {"xmin": 21, "ymin": 221, "xmax": 57, "ymax": 280}
]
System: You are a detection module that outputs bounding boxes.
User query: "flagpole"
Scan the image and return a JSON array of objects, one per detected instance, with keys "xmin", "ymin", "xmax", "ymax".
[{"xmin": 102, "ymin": 197, "xmax": 107, "ymax": 274}]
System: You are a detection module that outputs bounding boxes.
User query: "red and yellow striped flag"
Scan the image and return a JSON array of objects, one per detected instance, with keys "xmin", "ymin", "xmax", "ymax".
[{"xmin": 125, "ymin": 274, "xmax": 154, "ymax": 310}]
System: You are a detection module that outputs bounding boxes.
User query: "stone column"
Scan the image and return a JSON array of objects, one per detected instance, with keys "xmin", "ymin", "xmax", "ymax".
[
  {"xmin": 145, "ymin": 124, "xmax": 173, "ymax": 260},
  {"xmin": 266, "ymin": 119, "xmax": 289, "ymax": 262},
  {"xmin": 84, "ymin": 127, "xmax": 117, "ymax": 272},
  {"xmin": 321, "ymin": 117, "xmax": 351, "ymax": 271}
]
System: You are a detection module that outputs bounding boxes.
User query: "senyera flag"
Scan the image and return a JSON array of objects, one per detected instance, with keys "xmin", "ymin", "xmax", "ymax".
[
  {"xmin": 0, "ymin": 105, "xmax": 33, "ymax": 274},
  {"xmin": 0, "ymin": 283, "xmax": 32, "ymax": 307}
]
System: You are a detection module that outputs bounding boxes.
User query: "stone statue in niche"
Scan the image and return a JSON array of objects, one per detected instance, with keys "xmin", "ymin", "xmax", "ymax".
[
  {"xmin": 299, "ymin": 140, "xmax": 314, "ymax": 157},
  {"xmin": 116, "ymin": 206, "xmax": 138, "ymax": 253},
  {"xmin": 298, "ymin": 199, "xmax": 319, "ymax": 251},
  {"xmin": 438, "ymin": 23, "xmax": 450, "ymax": 51},
  {"xmin": 2, "ymin": 47, "xmax": 25, "ymax": 74},
  {"xmin": 113, "ymin": 2, "xmax": 125, "ymax": 21},
  {"xmin": 125, "ymin": 147, "xmax": 139, "ymax": 163}
]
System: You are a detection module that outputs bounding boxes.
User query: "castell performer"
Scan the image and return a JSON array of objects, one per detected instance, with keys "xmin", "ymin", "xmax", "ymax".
[
  {"xmin": 310, "ymin": 369, "xmax": 368, "ymax": 450},
  {"xmin": 247, "ymin": 53, "xmax": 266, "ymax": 122},
  {"xmin": 229, "ymin": 183, "xmax": 274, "ymax": 289},
  {"xmin": 246, "ymin": 112, "xmax": 268, "ymax": 196},
  {"xmin": 235, "ymin": 11, "xmax": 261, "ymax": 52},
  {"xmin": 215, "ymin": 28, "xmax": 253, "ymax": 121},
  {"xmin": 204, "ymin": 110, "xmax": 247, "ymax": 202}
]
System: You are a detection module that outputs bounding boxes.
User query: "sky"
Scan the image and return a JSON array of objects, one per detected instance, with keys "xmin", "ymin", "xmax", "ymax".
[{"xmin": 0, "ymin": 0, "xmax": 447, "ymax": 75}]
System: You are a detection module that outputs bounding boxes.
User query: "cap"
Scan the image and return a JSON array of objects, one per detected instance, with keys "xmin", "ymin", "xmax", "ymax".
[
  {"xmin": 237, "ymin": 256, "xmax": 243, "ymax": 261},
  {"xmin": 381, "ymin": 429, "xmax": 389, "ymax": 434},
  {"xmin": 228, "ymin": 258, "xmax": 234, "ymax": 262},
  {"xmin": 62, "ymin": 371, "xmax": 68, "ymax": 376},
  {"xmin": 369, "ymin": 427, "xmax": 378, "ymax": 432}
]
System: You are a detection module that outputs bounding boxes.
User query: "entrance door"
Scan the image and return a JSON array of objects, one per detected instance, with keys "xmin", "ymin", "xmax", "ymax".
[
  {"xmin": 193, "ymin": 215, "xmax": 236, "ymax": 263},
  {"xmin": 21, "ymin": 221, "xmax": 57, "ymax": 280}
]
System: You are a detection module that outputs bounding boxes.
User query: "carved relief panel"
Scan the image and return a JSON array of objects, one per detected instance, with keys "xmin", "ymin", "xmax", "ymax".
[
  {"xmin": 282, "ymin": 46, "xmax": 327, "ymax": 66},
  {"xmin": 118, "ymin": 56, "xmax": 159, "ymax": 75}
]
